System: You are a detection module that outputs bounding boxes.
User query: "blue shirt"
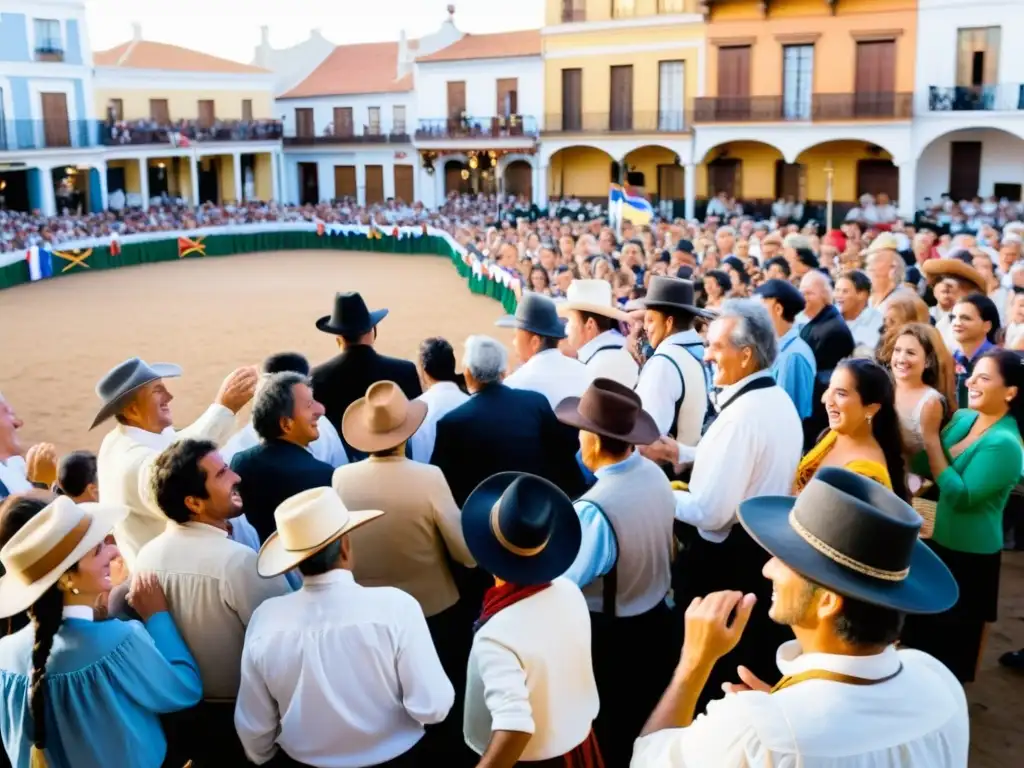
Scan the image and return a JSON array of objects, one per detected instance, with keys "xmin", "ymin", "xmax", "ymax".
[
  {"xmin": 953, "ymin": 339, "xmax": 995, "ymax": 409},
  {"xmin": 771, "ymin": 326, "xmax": 817, "ymax": 420},
  {"xmin": 0, "ymin": 610, "xmax": 202, "ymax": 768}
]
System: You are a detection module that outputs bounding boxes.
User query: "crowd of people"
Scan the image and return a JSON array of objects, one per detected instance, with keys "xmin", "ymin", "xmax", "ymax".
[
  {"xmin": 102, "ymin": 118, "xmax": 284, "ymax": 147},
  {"xmin": 2, "ymin": 194, "xmax": 1024, "ymax": 767}
]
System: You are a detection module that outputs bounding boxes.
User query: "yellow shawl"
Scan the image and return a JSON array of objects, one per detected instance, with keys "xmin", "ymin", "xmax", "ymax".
[{"xmin": 793, "ymin": 431, "xmax": 892, "ymax": 494}]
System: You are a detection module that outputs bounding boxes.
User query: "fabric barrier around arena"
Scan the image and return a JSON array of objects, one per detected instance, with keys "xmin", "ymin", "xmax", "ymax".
[{"xmin": 0, "ymin": 223, "xmax": 520, "ymax": 315}]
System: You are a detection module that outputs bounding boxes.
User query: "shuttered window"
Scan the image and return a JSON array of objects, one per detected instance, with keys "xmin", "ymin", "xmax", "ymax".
[
  {"xmin": 610, "ymin": 65, "xmax": 634, "ymax": 131},
  {"xmin": 782, "ymin": 45, "xmax": 814, "ymax": 120},
  {"xmin": 561, "ymin": 69, "xmax": 582, "ymax": 131},
  {"xmin": 658, "ymin": 60, "xmax": 685, "ymax": 130}
]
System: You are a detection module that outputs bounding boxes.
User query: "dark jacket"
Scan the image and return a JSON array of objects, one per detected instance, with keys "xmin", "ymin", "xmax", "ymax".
[
  {"xmin": 230, "ymin": 439, "xmax": 335, "ymax": 543},
  {"xmin": 430, "ymin": 383, "xmax": 588, "ymax": 508},
  {"xmin": 311, "ymin": 344, "xmax": 421, "ymax": 462},
  {"xmin": 799, "ymin": 304, "xmax": 856, "ymax": 449}
]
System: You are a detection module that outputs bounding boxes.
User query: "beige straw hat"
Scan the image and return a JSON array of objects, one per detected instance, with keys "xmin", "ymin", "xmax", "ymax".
[
  {"xmin": 256, "ymin": 488, "xmax": 384, "ymax": 577},
  {"xmin": 0, "ymin": 496, "xmax": 128, "ymax": 618},
  {"xmin": 556, "ymin": 279, "xmax": 630, "ymax": 322},
  {"xmin": 341, "ymin": 381, "xmax": 428, "ymax": 454}
]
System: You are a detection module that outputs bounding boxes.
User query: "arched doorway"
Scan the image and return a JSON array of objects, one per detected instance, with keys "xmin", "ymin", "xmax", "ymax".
[
  {"xmin": 915, "ymin": 127, "xmax": 1024, "ymax": 203},
  {"xmin": 504, "ymin": 160, "xmax": 532, "ymax": 200},
  {"xmin": 547, "ymin": 145, "xmax": 616, "ymax": 203},
  {"xmin": 794, "ymin": 140, "xmax": 897, "ymax": 223},
  {"xmin": 699, "ymin": 141, "xmax": 786, "ymax": 219},
  {"xmin": 623, "ymin": 145, "xmax": 682, "ymax": 215},
  {"xmin": 50, "ymin": 165, "xmax": 89, "ymax": 214},
  {"xmin": 444, "ymin": 160, "xmax": 469, "ymax": 196}
]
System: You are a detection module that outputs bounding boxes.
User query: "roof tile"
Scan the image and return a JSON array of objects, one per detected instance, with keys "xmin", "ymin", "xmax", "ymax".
[
  {"xmin": 280, "ymin": 41, "xmax": 412, "ymax": 99},
  {"xmin": 94, "ymin": 40, "xmax": 268, "ymax": 74},
  {"xmin": 416, "ymin": 30, "xmax": 541, "ymax": 63}
]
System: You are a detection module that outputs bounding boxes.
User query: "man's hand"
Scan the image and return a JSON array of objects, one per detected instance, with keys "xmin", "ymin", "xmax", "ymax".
[
  {"xmin": 722, "ymin": 665, "xmax": 771, "ymax": 695},
  {"xmin": 25, "ymin": 443, "xmax": 58, "ymax": 487},
  {"xmin": 680, "ymin": 591, "xmax": 757, "ymax": 670},
  {"xmin": 638, "ymin": 436, "xmax": 679, "ymax": 466},
  {"xmin": 216, "ymin": 366, "xmax": 259, "ymax": 414}
]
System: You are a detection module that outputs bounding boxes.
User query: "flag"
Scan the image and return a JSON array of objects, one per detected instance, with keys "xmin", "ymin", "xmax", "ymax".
[
  {"xmin": 178, "ymin": 236, "xmax": 206, "ymax": 258},
  {"xmin": 619, "ymin": 185, "xmax": 654, "ymax": 227},
  {"xmin": 169, "ymin": 132, "xmax": 191, "ymax": 148},
  {"xmin": 109, "ymin": 233, "xmax": 121, "ymax": 257},
  {"xmin": 26, "ymin": 246, "xmax": 53, "ymax": 282}
]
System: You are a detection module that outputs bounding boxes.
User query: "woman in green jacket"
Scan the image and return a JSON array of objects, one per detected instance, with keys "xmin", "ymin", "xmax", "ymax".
[{"xmin": 902, "ymin": 348, "xmax": 1024, "ymax": 682}]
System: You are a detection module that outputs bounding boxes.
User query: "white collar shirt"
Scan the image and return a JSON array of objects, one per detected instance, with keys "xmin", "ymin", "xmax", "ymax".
[
  {"xmin": 220, "ymin": 416, "xmax": 349, "ymax": 469},
  {"xmin": 577, "ymin": 330, "xmax": 639, "ymax": 389},
  {"xmin": 0, "ymin": 455, "xmax": 31, "ymax": 498},
  {"xmin": 844, "ymin": 306, "xmax": 883, "ymax": 355},
  {"xmin": 234, "ymin": 569, "xmax": 454, "ymax": 768},
  {"xmin": 631, "ymin": 641, "xmax": 969, "ymax": 768},
  {"xmin": 410, "ymin": 382, "xmax": 470, "ymax": 463},
  {"xmin": 504, "ymin": 348, "xmax": 590, "ymax": 410},
  {"xmin": 673, "ymin": 371, "xmax": 802, "ymax": 542}
]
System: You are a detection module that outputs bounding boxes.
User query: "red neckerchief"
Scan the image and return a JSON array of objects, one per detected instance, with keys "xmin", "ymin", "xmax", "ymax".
[{"xmin": 474, "ymin": 581, "xmax": 551, "ymax": 633}]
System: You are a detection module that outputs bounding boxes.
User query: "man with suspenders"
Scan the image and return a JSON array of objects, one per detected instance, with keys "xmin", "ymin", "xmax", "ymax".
[{"xmin": 558, "ymin": 279, "xmax": 639, "ymax": 388}]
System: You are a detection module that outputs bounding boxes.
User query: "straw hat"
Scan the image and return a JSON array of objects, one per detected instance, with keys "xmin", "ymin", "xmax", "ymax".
[
  {"xmin": 256, "ymin": 488, "xmax": 384, "ymax": 577},
  {"xmin": 556, "ymin": 279, "xmax": 629, "ymax": 322},
  {"xmin": 921, "ymin": 258, "xmax": 987, "ymax": 293},
  {"xmin": 341, "ymin": 381, "xmax": 428, "ymax": 454},
  {"xmin": 0, "ymin": 496, "xmax": 128, "ymax": 618}
]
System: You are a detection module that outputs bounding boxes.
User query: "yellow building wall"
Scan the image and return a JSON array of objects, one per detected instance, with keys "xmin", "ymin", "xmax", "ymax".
[
  {"xmin": 797, "ymin": 142, "xmax": 893, "ymax": 202},
  {"xmin": 216, "ymin": 156, "xmax": 236, "ymax": 202},
  {"xmin": 696, "ymin": 141, "xmax": 783, "ymax": 199},
  {"xmin": 549, "ymin": 147, "xmax": 612, "ymax": 198},
  {"xmin": 177, "ymin": 160, "xmax": 193, "ymax": 202},
  {"xmin": 255, "ymin": 153, "xmax": 273, "ymax": 201},
  {"xmin": 704, "ymin": 0, "xmax": 917, "ymax": 96},
  {"xmin": 544, "ymin": 0, "xmax": 700, "ymax": 26},
  {"xmin": 95, "ymin": 89, "xmax": 274, "ymax": 121},
  {"xmin": 623, "ymin": 146, "xmax": 677, "ymax": 192}
]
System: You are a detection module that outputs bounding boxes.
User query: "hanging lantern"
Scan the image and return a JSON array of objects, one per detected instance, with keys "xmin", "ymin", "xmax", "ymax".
[
  {"xmin": 468, "ymin": 156, "xmax": 479, "ymax": 170},
  {"xmin": 460, "ymin": 169, "xmax": 470, "ymax": 180}
]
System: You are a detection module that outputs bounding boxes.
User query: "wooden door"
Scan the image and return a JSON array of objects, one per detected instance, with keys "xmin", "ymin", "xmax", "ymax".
[
  {"xmin": 149, "ymin": 98, "xmax": 170, "ymax": 124},
  {"xmin": 707, "ymin": 159, "xmax": 740, "ymax": 199},
  {"xmin": 561, "ymin": 68, "xmax": 582, "ymax": 131},
  {"xmin": 447, "ymin": 81, "xmax": 466, "ymax": 120},
  {"xmin": 365, "ymin": 165, "xmax": 384, "ymax": 204},
  {"xmin": 717, "ymin": 46, "xmax": 751, "ymax": 119},
  {"xmin": 948, "ymin": 142, "xmax": 982, "ymax": 201},
  {"xmin": 334, "ymin": 107, "xmax": 353, "ymax": 137},
  {"xmin": 40, "ymin": 92, "xmax": 70, "ymax": 148},
  {"xmin": 609, "ymin": 65, "xmax": 634, "ymax": 131},
  {"xmin": 198, "ymin": 100, "xmax": 215, "ymax": 128},
  {"xmin": 657, "ymin": 164, "xmax": 684, "ymax": 201},
  {"xmin": 334, "ymin": 166, "xmax": 357, "ymax": 198},
  {"xmin": 856, "ymin": 159, "xmax": 899, "ymax": 202},
  {"xmin": 295, "ymin": 108, "xmax": 314, "ymax": 138},
  {"xmin": 504, "ymin": 161, "xmax": 533, "ymax": 199},
  {"xmin": 394, "ymin": 165, "xmax": 414, "ymax": 202},
  {"xmin": 108, "ymin": 98, "xmax": 123, "ymax": 121},
  {"xmin": 299, "ymin": 162, "xmax": 319, "ymax": 205},
  {"xmin": 445, "ymin": 162, "xmax": 468, "ymax": 195},
  {"xmin": 774, "ymin": 161, "xmax": 803, "ymax": 200},
  {"xmin": 854, "ymin": 41, "xmax": 896, "ymax": 117},
  {"xmin": 241, "ymin": 99, "xmax": 253, "ymax": 121},
  {"xmin": 497, "ymin": 78, "xmax": 518, "ymax": 116}
]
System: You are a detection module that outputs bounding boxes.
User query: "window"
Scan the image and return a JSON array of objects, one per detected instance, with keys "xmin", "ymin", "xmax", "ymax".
[
  {"xmin": 658, "ymin": 0, "xmax": 687, "ymax": 12},
  {"xmin": 561, "ymin": 68, "xmax": 583, "ymax": 131},
  {"xmin": 610, "ymin": 65, "xmax": 634, "ymax": 130},
  {"xmin": 334, "ymin": 107, "xmax": 353, "ymax": 137},
  {"xmin": 197, "ymin": 100, "xmax": 215, "ymax": 128},
  {"xmin": 242, "ymin": 99, "xmax": 253, "ymax": 122},
  {"xmin": 150, "ymin": 99, "xmax": 170, "ymax": 124},
  {"xmin": 295, "ymin": 108, "xmax": 314, "ymax": 138},
  {"xmin": 41, "ymin": 92, "xmax": 70, "ymax": 148},
  {"xmin": 782, "ymin": 45, "xmax": 814, "ymax": 120},
  {"xmin": 612, "ymin": 0, "xmax": 636, "ymax": 18},
  {"xmin": 497, "ymin": 79, "xmax": 518, "ymax": 116},
  {"xmin": 957, "ymin": 27, "xmax": 1000, "ymax": 87},
  {"xmin": 561, "ymin": 0, "xmax": 585, "ymax": 23},
  {"xmin": 368, "ymin": 107, "xmax": 381, "ymax": 135},
  {"xmin": 392, "ymin": 105, "xmax": 406, "ymax": 135},
  {"xmin": 108, "ymin": 99, "xmax": 124, "ymax": 121},
  {"xmin": 33, "ymin": 19, "xmax": 63, "ymax": 60},
  {"xmin": 658, "ymin": 60, "xmax": 685, "ymax": 131}
]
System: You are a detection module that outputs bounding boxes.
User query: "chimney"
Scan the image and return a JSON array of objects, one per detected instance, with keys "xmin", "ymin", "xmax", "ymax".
[
  {"xmin": 310, "ymin": 27, "xmax": 323, "ymax": 41},
  {"xmin": 260, "ymin": 25, "xmax": 269, "ymax": 46},
  {"xmin": 131, "ymin": 22, "xmax": 143, "ymax": 42}
]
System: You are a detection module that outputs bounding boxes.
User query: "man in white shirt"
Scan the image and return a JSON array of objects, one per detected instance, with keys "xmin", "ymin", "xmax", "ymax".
[
  {"xmin": 497, "ymin": 292, "xmax": 589, "ymax": 410},
  {"xmin": 140, "ymin": 438, "xmax": 291, "ymax": 766},
  {"xmin": 93, "ymin": 358, "xmax": 257, "ymax": 568},
  {"xmin": 236, "ymin": 487, "xmax": 453, "ymax": 767},
  {"xmin": 0, "ymin": 392, "xmax": 57, "ymax": 500},
  {"xmin": 633, "ymin": 468, "xmax": 966, "ymax": 768},
  {"xmin": 834, "ymin": 270, "xmax": 883, "ymax": 355},
  {"xmin": 864, "ymin": 233, "xmax": 909, "ymax": 312},
  {"xmin": 558, "ymin": 279, "xmax": 638, "ymax": 388},
  {"xmin": 220, "ymin": 352, "xmax": 348, "ymax": 469},
  {"xmin": 409, "ymin": 338, "xmax": 470, "ymax": 463}
]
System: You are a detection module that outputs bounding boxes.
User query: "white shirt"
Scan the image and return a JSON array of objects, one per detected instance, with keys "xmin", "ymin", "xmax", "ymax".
[
  {"xmin": 631, "ymin": 641, "xmax": 969, "ymax": 768},
  {"xmin": 0, "ymin": 455, "xmax": 31, "ymax": 498},
  {"xmin": 673, "ymin": 372, "xmax": 802, "ymax": 542},
  {"xmin": 235, "ymin": 569, "xmax": 453, "ymax": 767},
  {"xmin": 844, "ymin": 306, "xmax": 883, "ymax": 355},
  {"xmin": 409, "ymin": 382, "xmax": 470, "ymax": 463},
  {"xmin": 220, "ymin": 416, "xmax": 349, "ymax": 469},
  {"xmin": 505, "ymin": 348, "xmax": 590, "ymax": 410},
  {"xmin": 635, "ymin": 330, "xmax": 707, "ymax": 439},
  {"xmin": 577, "ymin": 330, "xmax": 639, "ymax": 389}
]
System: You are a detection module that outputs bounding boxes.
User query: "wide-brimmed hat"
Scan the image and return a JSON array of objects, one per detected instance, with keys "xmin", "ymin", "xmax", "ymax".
[
  {"xmin": 555, "ymin": 377, "xmax": 658, "ymax": 445},
  {"xmin": 638, "ymin": 276, "xmax": 710, "ymax": 318},
  {"xmin": 921, "ymin": 258, "xmax": 987, "ymax": 293},
  {"xmin": 556, "ymin": 279, "xmax": 629, "ymax": 322},
  {"xmin": 863, "ymin": 232, "xmax": 900, "ymax": 256},
  {"xmin": 462, "ymin": 472, "xmax": 581, "ymax": 586},
  {"xmin": 257, "ymin": 487, "xmax": 384, "ymax": 577},
  {"xmin": 738, "ymin": 467, "xmax": 958, "ymax": 614},
  {"xmin": 90, "ymin": 358, "xmax": 182, "ymax": 430},
  {"xmin": 342, "ymin": 381, "xmax": 428, "ymax": 454},
  {"xmin": 0, "ymin": 496, "xmax": 128, "ymax": 618},
  {"xmin": 495, "ymin": 293, "xmax": 567, "ymax": 339},
  {"xmin": 316, "ymin": 292, "xmax": 389, "ymax": 336}
]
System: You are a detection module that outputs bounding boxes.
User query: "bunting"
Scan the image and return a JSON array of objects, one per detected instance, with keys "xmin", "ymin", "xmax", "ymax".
[
  {"xmin": 178, "ymin": 236, "xmax": 206, "ymax": 258},
  {"xmin": 53, "ymin": 248, "xmax": 92, "ymax": 272}
]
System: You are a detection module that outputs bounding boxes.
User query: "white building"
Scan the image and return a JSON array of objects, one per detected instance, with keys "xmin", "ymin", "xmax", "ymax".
[{"xmin": 912, "ymin": 0, "xmax": 1024, "ymax": 206}]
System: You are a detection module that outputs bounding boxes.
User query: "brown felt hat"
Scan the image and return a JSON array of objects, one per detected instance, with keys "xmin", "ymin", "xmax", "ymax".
[{"xmin": 555, "ymin": 377, "xmax": 659, "ymax": 446}]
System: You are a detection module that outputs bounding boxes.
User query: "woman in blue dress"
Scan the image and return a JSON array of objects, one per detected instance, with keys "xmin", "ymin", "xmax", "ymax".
[{"xmin": 0, "ymin": 495, "xmax": 202, "ymax": 768}]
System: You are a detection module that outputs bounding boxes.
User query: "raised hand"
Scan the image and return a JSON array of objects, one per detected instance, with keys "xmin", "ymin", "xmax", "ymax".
[{"xmin": 216, "ymin": 366, "xmax": 259, "ymax": 414}]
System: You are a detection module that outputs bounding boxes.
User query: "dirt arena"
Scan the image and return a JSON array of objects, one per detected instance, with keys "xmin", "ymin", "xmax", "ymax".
[{"xmin": 1, "ymin": 249, "xmax": 1022, "ymax": 765}]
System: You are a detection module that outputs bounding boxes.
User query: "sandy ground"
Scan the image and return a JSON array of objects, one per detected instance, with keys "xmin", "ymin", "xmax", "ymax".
[{"xmin": 0, "ymin": 249, "xmax": 1022, "ymax": 765}]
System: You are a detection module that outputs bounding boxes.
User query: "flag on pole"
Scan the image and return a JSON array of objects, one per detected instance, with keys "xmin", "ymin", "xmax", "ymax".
[
  {"xmin": 612, "ymin": 183, "xmax": 654, "ymax": 227},
  {"xmin": 26, "ymin": 246, "xmax": 53, "ymax": 282}
]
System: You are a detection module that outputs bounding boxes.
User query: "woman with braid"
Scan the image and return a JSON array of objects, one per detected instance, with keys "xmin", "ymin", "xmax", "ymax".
[{"xmin": 0, "ymin": 495, "xmax": 202, "ymax": 768}]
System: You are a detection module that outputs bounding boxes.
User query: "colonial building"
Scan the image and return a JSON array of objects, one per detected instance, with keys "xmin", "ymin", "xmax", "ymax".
[
  {"xmin": 693, "ymin": 0, "xmax": 918, "ymax": 221},
  {"xmin": 540, "ymin": 0, "xmax": 704, "ymax": 217},
  {"xmin": 912, "ymin": 0, "xmax": 1024, "ymax": 205},
  {"xmin": 94, "ymin": 23, "xmax": 283, "ymax": 207},
  {"xmin": 0, "ymin": 0, "xmax": 105, "ymax": 215}
]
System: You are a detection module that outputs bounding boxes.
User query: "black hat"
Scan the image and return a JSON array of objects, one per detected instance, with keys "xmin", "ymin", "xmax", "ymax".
[
  {"xmin": 754, "ymin": 278, "xmax": 806, "ymax": 317},
  {"xmin": 738, "ymin": 467, "xmax": 958, "ymax": 614},
  {"xmin": 555, "ymin": 378, "xmax": 659, "ymax": 446},
  {"xmin": 90, "ymin": 358, "xmax": 182, "ymax": 430},
  {"xmin": 639, "ymin": 276, "xmax": 710, "ymax": 317},
  {"xmin": 675, "ymin": 239, "xmax": 695, "ymax": 255},
  {"xmin": 495, "ymin": 292, "xmax": 567, "ymax": 339},
  {"xmin": 316, "ymin": 292, "xmax": 389, "ymax": 336},
  {"xmin": 462, "ymin": 472, "xmax": 581, "ymax": 586}
]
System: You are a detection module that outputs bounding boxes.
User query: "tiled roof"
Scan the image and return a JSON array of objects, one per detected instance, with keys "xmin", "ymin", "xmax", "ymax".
[
  {"xmin": 416, "ymin": 29, "xmax": 541, "ymax": 63},
  {"xmin": 94, "ymin": 40, "xmax": 269, "ymax": 74},
  {"xmin": 280, "ymin": 41, "xmax": 412, "ymax": 99}
]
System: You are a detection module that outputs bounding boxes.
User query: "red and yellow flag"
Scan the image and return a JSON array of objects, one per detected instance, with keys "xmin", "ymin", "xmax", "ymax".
[
  {"xmin": 178, "ymin": 236, "xmax": 206, "ymax": 258},
  {"xmin": 53, "ymin": 248, "xmax": 92, "ymax": 272}
]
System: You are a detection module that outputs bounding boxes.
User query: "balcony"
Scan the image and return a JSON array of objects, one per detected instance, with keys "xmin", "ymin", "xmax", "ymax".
[
  {"xmin": 692, "ymin": 93, "xmax": 912, "ymax": 123},
  {"xmin": 0, "ymin": 119, "xmax": 98, "ymax": 151},
  {"xmin": 33, "ymin": 43, "xmax": 64, "ymax": 62},
  {"xmin": 928, "ymin": 84, "xmax": 1024, "ymax": 112},
  {"xmin": 542, "ymin": 110, "xmax": 688, "ymax": 134},
  {"xmin": 101, "ymin": 119, "xmax": 283, "ymax": 146},
  {"xmin": 283, "ymin": 124, "xmax": 409, "ymax": 147},
  {"xmin": 415, "ymin": 115, "xmax": 539, "ymax": 140}
]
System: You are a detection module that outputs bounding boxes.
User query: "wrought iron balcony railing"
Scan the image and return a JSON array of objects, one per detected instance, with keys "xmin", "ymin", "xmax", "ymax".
[
  {"xmin": 928, "ymin": 84, "xmax": 1024, "ymax": 112},
  {"xmin": 102, "ymin": 119, "xmax": 283, "ymax": 146},
  {"xmin": 0, "ymin": 119, "xmax": 96, "ymax": 151},
  {"xmin": 415, "ymin": 115, "xmax": 539, "ymax": 140},
  {"xmin": 542, "ymin": 110, "xmax": 688, "ymax": 134},
  {"xmin": 693, "ymin": 92, "xmax": 912, "ymax": 122},
  {"xmin": 283, "ymin": 124, "xmax": 409, "ymax": 146}
]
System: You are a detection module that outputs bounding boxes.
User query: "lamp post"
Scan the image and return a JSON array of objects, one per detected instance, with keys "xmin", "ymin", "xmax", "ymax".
[{"xmin": 824, "ymin": 161, "xmax": 835, "ymax": 228}]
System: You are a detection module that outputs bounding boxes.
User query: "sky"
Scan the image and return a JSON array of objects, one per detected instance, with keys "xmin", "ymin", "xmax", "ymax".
[{"xmin": 85, "ymin": 0, "xmax": 546, "ymax": 63}]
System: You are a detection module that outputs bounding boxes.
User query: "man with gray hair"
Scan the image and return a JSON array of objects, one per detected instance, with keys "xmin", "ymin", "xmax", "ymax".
[
  {"xmin": 430, "ymin": 335, "xmax": 587, "ymax": 508},
  {"xmin": 642, "ymin": 299, "xmax": 802, "ymax": 704},
  {"xmin": 230, "ymin": 371, "xmax": 334, "ymax": 542}
]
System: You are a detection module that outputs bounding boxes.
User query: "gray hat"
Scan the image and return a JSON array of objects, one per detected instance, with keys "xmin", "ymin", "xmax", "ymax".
[
  {"xmin": 495, "ymin": 293, "xmax": 568, "ymax": 339},
  {"xmin": 90, "ymin": 358, "xmax": 182, "ymax": 430}
]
